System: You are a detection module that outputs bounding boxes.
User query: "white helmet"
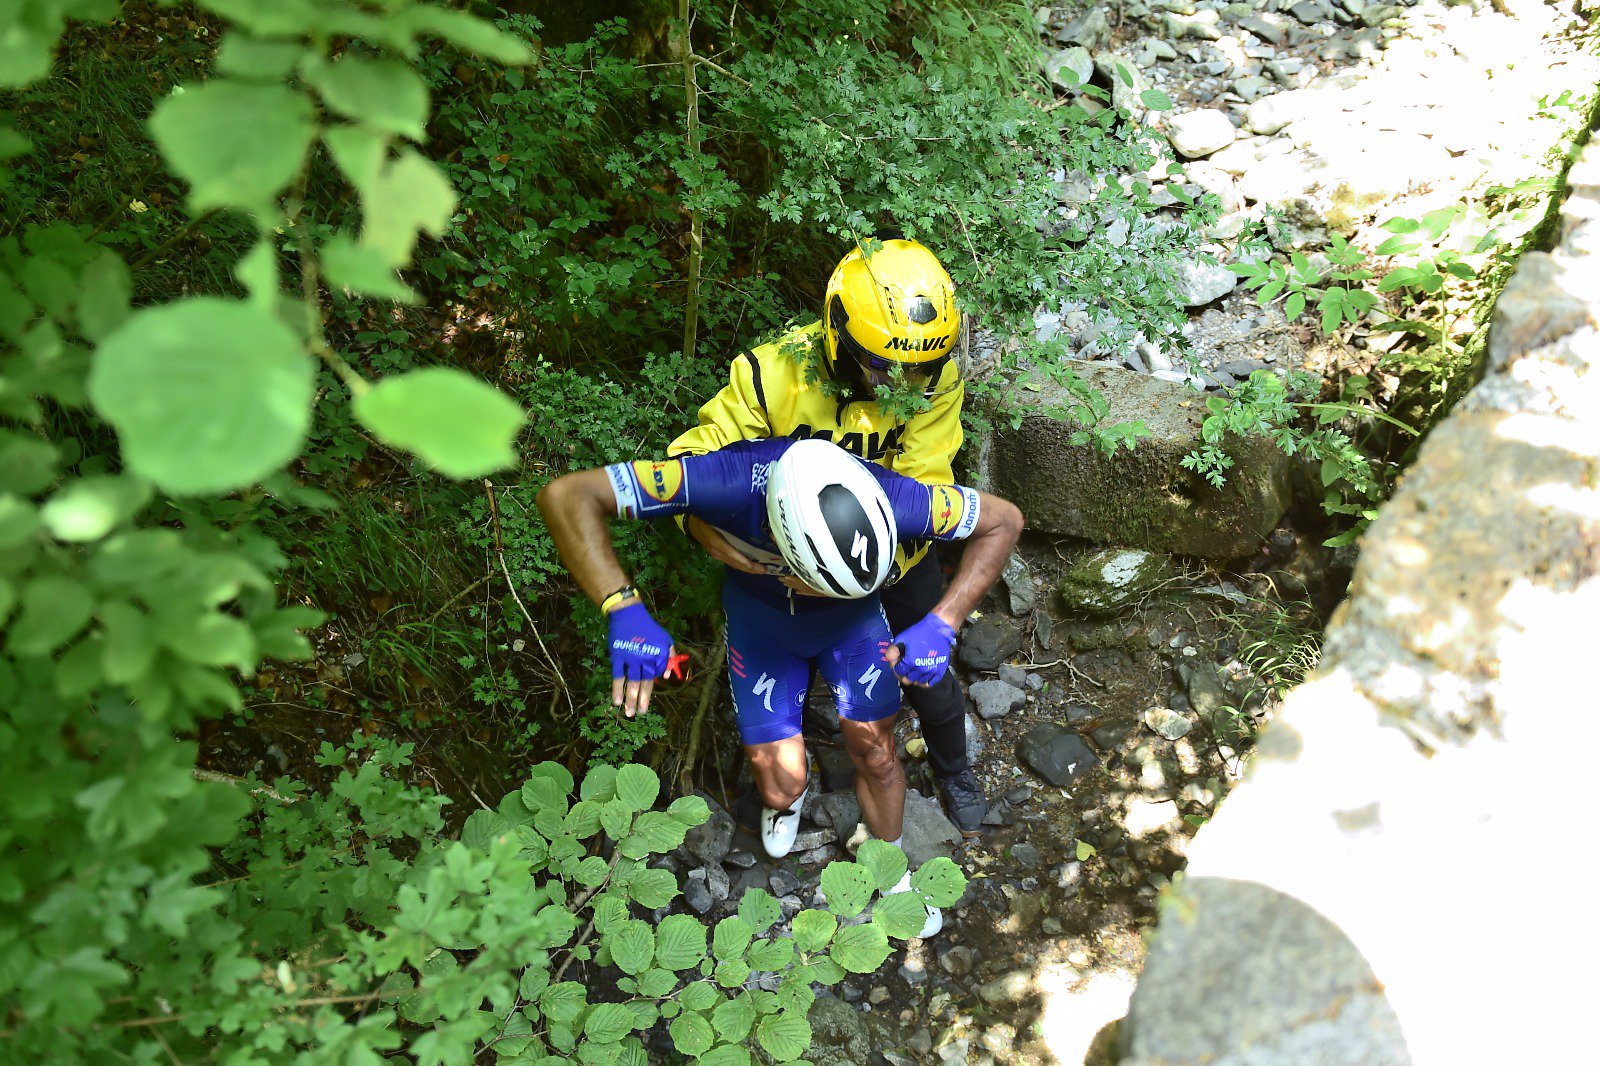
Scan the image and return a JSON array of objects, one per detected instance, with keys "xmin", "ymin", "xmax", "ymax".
[{"xmin": 766, "ymin": 439, "xmax": 898, "ymax": 598}]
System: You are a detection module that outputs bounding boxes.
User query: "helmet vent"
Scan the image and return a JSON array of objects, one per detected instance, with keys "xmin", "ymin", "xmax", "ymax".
[{"xmin": 905, "ymin": 295, "xmax": 938, "ymax": 324}]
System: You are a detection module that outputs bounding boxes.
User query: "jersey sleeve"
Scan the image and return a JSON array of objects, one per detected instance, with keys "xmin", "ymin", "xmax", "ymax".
[
  {"xmin": 870, "ymin": 465, "xmax": 983, "ymax": 543},
  {"xmin": 667, "ymin": 352, "xmax": 772, "ymax": 458},
  {"xmin": 605, "ymin": 441, "xmax": 781, "ymax": 521}
]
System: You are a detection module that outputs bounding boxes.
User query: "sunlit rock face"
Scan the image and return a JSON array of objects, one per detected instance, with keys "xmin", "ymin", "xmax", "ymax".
[{"xmin": 1119, "ymin": 137, "xmax": 1600, "ymax": 1066}]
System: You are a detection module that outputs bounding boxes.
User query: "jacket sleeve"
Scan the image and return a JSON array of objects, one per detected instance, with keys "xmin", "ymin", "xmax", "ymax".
[
  {"xmin": 667, "ymin": 352, "xmax": 771, "ymax": 458},
  {"xmin": 891, "ymin": 371, "xmax": 964, "ymax": 485}
]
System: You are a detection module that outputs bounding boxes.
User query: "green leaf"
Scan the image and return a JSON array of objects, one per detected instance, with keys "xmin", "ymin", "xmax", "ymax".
[
  {"xmin": 636, "ymin": 968, "xmax": 677, "ymax": 998},
  {"xmin": 99, "ymin": 600, "xmax": 155, "ymax": 683},
  {"xmin": 90, "ymin": 299, "xmax": 312, "ymax": 495},
  {"xmin": 655, "ymin": 914, "xmax": 707, "ymax": 971},
  {"xmin": 712, "ymin": 993, "xmax": 756, "ymax": 1042},
  {"xmin": 855, "ymin": 840, "xmax": 908, "ymax": 892},
  {"xmin": 566, "ymin": 799, "xmax": 602, "ymax": 838},
  {"xmin": 1284, "ymin": 290, "xmax": 1305, "ymax": 321},
  {"xmin": 460, "ymin": 809, "xmax": 512, "ymax": 851},
  {"xmin": 775, "ymin": 974, "xmax": 815, "ymax": 1015},
  {"xmin": 909, "ymin": 857, "xmax": 966, "ymax": 908},
  {"xmin": 359, "ymin": 149, "xmax": 457, "ymax": 267},
  {"xmin": 304, "ymin": 56, "xmax": 428, "ymax": 140},
  {"xmin": 540, "ymin": 981, "xmax": 587, "ymax": 1025},
  {"xmin": 76, "ymin": 250, "xmax": 131, "ymax": 342},
  {"xmin": 580, "ymin": 764, "xmax": 619, "ymax": 802},
  {"xmin": 804, "ymin": 957, "xmax": 846, "ymax": 986},
  {"xmin": 0, "ymin": 432, "xmax": 57, "ymax": 494},
  {"xmin": 321, "ymin": 234, "xmax": 416, "ymax": 302},
  {"xmin": 572, "ymin": 854, "xmax": 610, "ymax": 887},
  {"xmin": 1375, "ymin": 234, "xmax": 1421, "ymax": 256},
  {"xmin": 668, "ymin": 1011, "xmax": 714, "ymax": 1057},
  {"xmin": 620, "ymin": 810, "xmax": 688, "ymax": 858},
  {"xmin": 40, "ymin": 476, "xmax": 150, "ymax": 542},
  {"xmin": 667, "ymin": 793, "xmax": 709, "ymax": 825},
  {"xmin": 623, "ymin": 866, "xmax": 677, "ymax": 909},
  {"xmin": 148, "ymin": 80, "xmax": 314, "ymax": 212},
  {"xmin": 610, "ymin": 919, "xmax": 655, "ymax": 975},
  {"xmin": 790, "ymin": 910, "xmax": 836, "ymax": 954},
  {"xmin": 714, "ymin": 959, "xmax": 751, "ymax": 988},
  {"xmin": 819, "ymin": 862, "xmax": 874, "ymax": 918},
  {"xmin": 613, "ymin": 764, "xmax": 660, "ymax": 812},
  {"xmin": 1318, "ymin": 288, "xmax": 1344, "ymax": 335},
  {"xmin": 679, "ymin": 981, "xmax": 719, "ymax": 1012},
  {"xmin": 1139, "ymin": 89, "xmax": 1172, "ymax": 111},
  {"xmin": 711, "ymin": 916, "xmax": 753, "ymax": 962},
  {"xmin": 160, "ymin": 612, "xmax": 256, "ymax": 671},
  {"xmin": 828, "ymin": 924, "xmax": 892, "ymax": 974},
  {"xmin": 747, "ymin": 938, "xmax": 795, "ymax": 970},
  {"xmin": 872, "ymin": 892, "xmax": 931, "ymax": 940},
  {"xmin": 6, "ymin": 575, "xmax": 93, "ymax": 656},
  {"xmin": 215, "ymin": 35, "xmax": 304, "ymax": 79},
  {"xmin": 584, "ymin": 1003, "xmax": 634, "ymax": 1044},
  {"xmin": 697, "ymin": 1046, "xmax": 752, "ymax": 1066},
  {"xmin": 737, "ymin": 889, "xmax": 781, "ymax": 934},
  {"xmin": 756, "ymin": 1011, "xmax": 811, "ymax": 1063},
  {"xmin": 600, "ymin": 800, "xmax": 633, "ymax": 841},
  {"xmin": 353, "ymin": 368, "xmax": 524, "ymax": 478},
  {"xmin": 402, "ymin": 7, "xmax": 534, "ymax": 64},
  {"xmin": 1381, "ymin": 216, "xmax": 1420, "ymax": 233},
  {"xmin": 1076, "ymin": 839, "xmax": 1097, "ymax": 860}
]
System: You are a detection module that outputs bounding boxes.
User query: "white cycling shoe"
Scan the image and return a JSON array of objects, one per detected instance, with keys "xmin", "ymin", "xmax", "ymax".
[
  {"xmin": 761, "ymin": 786, "xmax": 807, "ymax": 858},
  {"xmin": 888, "ymin": 871, "xmax": 943, "ymax": 939}
]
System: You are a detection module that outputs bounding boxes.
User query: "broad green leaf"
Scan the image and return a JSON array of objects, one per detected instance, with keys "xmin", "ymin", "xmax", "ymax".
[
  {"xmin": 697, "ymin": 1043, "xmax": 752, "ymax": 1066},
  {"xmin": 667, "ymin": 793, "xmax": 709, "ymax": 825},
  {"xmin": 571, "ymin": 854, "xmax": 610, "ymax": 887},
  {"xmin": 354, "ymin": 368, "xmax": 525, "ymax": 478},
  {"xmin": 635, "ymin": 968, "xmax": 677, "ymax": 998},
  {"xmin": 712, "ymin": 993, "xmax": 755, "ymax": 1042},
  {"xmin": 580, "ymin": 764, "xmax": 618, "ymax": 802},
  {"xmin": 600, "ymin": 800, "xmax": 633, "ymax": 841},
  {"xmin": 7, "ymin": 575, "xmax": 93, "ymax": 656},
  {"xmin": 90, "ymin": 299, "xmax": 312, "ymax": 495},
  {"xmin": 584, "ymin": 1003, "xmax": 634, "ymax": 1044},
  {"xmin": 619, "ymin": 810, "xmax": 688, "ymax": 858},
  {"xmin": 775, "ymin": 974, "xmax": 815, "ymax": 1014},
  {"xmin": 804, "ymin": 957, "xmax": 846, "ymax": 985},
  {"xmin": 540, "ymin": 981, "xmax": 586, "ymax": 1025},
  {"xmin": 1284, "ymin": 291, "xmax": 1305, "ymax": 321},
  {"xmin": 747, "ymin": 938, "xmax": 794, "ymax": 970},
  {"xmin": 819, "ymin": 862, "xmax": 874, "ymax": 918},
  {"xmin": 527, "ymin": 761, "xmax": 576, "ymax": 796},
  {"xmin": 304, "ymin": 56, "xmax": 427, "ymax": 140},
  {"xmin": 909, "ymin": 857, "xmax": 966, "ymax": 908},
  {"xmin": 591, "ymin": 894, "xmax": 630, "ymax": 935},
  {"xmin": 76, "ymin": 250, "xmax": 131, "ymax": 342},
  {"xmin": 360, "ymin": 149, "xmax": 456, "ymax": 266},
  {"xmin": 460, "ymin": 809, "xmax": 513, "ymax": 851},
  {"xmin": 160, "ymin": 612, "xmax": 256, "ymax": 671},
  {"xmin": 323, "ymin": 124, "xmax": 385, "ymax": 190},
  {"xmin": 737, "ymin": 888, "xmax": 781, "ymax": 934},
  {"xmin": 756, "ymin": 1011, "xmax": 810, "ymax": 1063},
  {"xmin": 521, "ymin": 776, "xmax": 568, "ymax": 816},
  {"xmin": 872, "ymin": 892, "xmax": 931, "ymax": 940},
  {"xmin": 609, "ymin": 919, "xmax": 654, "ymax": 974},
  {"xmin": 1139, "ymin": 89, "xmax": 1172, "ymax": 111},
  {"xmin": 519, "ymin": 966, "xmax": 550, "ymax": 1003},
  {"xmin": 623, "ymin": 866, "xmax": 677, "ymax": 909},
  {"xmin": 855, "ymin": 840, "xmax": 907, "ymax": 891},
  {"xmin": 667, "ymin": 1012, "xmax": 714, "ymax": 1057},
  {"xmin": 829, "ymin": 924, "xmax": 891, "ymax": 974},
  {"xmin": 678, "ymin": 981, "xmax": 719, "ymax": 1012},
  {"xmin": 1076, "ymin": 839, "xmax": 1097, "ymax": 860},
  {"xmin": 402, "ymin": 7, "xmax": 534, "ymax": 64},
  {"xmin": 714, "ymin": 959, "xmax": 751, "ymax": 988},
  {"xmin": 613, "ymin": 764, "xmax": 659, "ymax": 812},
  {"xmin": 40, "ymin": 476, "xmax": 150, "ymax": 542},
  {"xmin": 148, "ymin": 80, "xmax": 314, "ymax": 212},
  {"xmin": 566, "ymin": 799, "xmax": 602, "ymax": 837},
  {"xmin": 215, "ymin": 34, "xmax": 304, "ymax": 79},
  {"xmin": 0, "ymin": 432, "xmax": 57, "ymax": 494},
  {"xmin": 790, "ymin": 910, "xmax": 836, "ymax": 954},
  {"xmin": 655, "ymin": 914, "xmax": 707, "ymax": 971},
  {"xmin": 711, "ymin": 916, "xmax": 753, "ymax": 962},
  {"xmin": 321, "ymin": 234, "xmax": 416, "ymax": 302}
]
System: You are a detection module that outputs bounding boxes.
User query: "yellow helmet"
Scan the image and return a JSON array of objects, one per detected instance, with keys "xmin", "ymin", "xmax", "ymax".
[{"xmin": 823, "ymin": 237, "xmax": 961, "ymax": 391}]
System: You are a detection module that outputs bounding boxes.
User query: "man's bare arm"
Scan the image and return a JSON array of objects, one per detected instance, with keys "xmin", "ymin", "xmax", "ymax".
[
  {"xmin": 931, "ymin": 491, "xmax": 1024, "ymax": 629},
  {"xmin": 536, "ymin": 469, "xmax": 632, "ymax": 607}
]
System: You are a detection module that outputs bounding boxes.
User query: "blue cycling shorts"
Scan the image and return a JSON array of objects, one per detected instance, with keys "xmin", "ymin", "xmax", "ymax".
[{"xmin": 723, "ymin": 579, "xmax": 900, "ymax": 746}]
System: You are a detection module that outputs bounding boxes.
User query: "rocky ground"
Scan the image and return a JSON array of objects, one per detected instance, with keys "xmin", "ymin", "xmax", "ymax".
[{"xmin": 657, "ymin": 1, "xmax": 1600, "ymax": 1064}]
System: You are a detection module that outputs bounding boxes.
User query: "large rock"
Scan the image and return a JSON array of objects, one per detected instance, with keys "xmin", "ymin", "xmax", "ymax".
[
  {"xmin": 957, "ymin": 614, "xmax": 1024, "ymax": 671},
  {"xmin": 1121, "ymin": 139, "xmax": 1600, "ymax": 1066},
  {"xmin": 1016, "ymin": 724, "xmax": 1099, "ymax": 787},
  {"xmin": 983, "ymin": 363, "xmax": 1291, "ymax": 558},
  {"xmin": 900, "ymin": 789, "xmax": 961, "ymax": 867},
  {"xmin": 1057, "ymin": 547, "xmax": 1172, "ymax": 615}
]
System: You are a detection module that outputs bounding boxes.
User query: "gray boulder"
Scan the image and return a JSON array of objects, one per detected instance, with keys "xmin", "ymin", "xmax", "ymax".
[
  {"xmin": 901, "ymin": 789, "xmax": 961, "ymax": 867},
  {"xmin": 1044, "ymin": 46, "xmax": 1094, "ymax": 92},
  {"xmin": 1167, "ymin": 109, "xmax": 1238, "ymax": 158},
  {"xmin": 679, "ymin": 793, "xmax": 734, "ymax": 867},
  {"xmin": 1017, "ymin": 724, "xmax": 1099, "ymax": 787},
  {"xmin": 1167, "ymin": 258, "xmax": 1239, "ymax": 307},
  {"xmin": 969, "ymin": 679, "xmax": 1026, "ymax": 720},
  {"xmin": 981, "ymin": 363, "xmax": 1291, "ymax": 558},
  {"xmin": 1053, "ymin": 7, "xmax": 1110, "ymax": 50},
  {"xmin": 958, "ymin": 614, "xmax": 1024, "ymax": 671},
  {"xmin": 1058, "ymin": 547, "xmax": 1172, "ymax": 615}
]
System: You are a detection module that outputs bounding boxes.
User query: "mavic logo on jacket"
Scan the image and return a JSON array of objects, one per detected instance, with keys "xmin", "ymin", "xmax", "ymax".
[
  {"xmin": 753, "ymin": 673, "xmax": 777, "ymax": 713},
  {"xmin": 884, "ymin": 334, "xmax": 951, "ymax": 353},
  {"xmin": 859, "ymin": 664, "xmax": 882, "ymax": 700},
  {"xmin": 788, "ymin": 424, "xmax": 906, "ymax": 462}
]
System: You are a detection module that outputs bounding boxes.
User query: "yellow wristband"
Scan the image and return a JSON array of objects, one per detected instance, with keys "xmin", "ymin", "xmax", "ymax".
[{"xmin": 600, "ymin": 585, "xmax": 637, "ymax": 614}]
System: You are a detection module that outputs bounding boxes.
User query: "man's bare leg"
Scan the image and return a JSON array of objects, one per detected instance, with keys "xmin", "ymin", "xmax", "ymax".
[
  {"xmin": 840, "ymin": 717, "xmax": 904, "ymax": 842},
  {"xmin": 744, "ymin": 734, "xmax": 809, "ymax": 810}
]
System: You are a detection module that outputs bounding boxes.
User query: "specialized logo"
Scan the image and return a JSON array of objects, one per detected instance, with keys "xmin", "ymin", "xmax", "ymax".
[
  {"xmin": 930, "ymin": 484, "xmax": 965, "ymax": 536},
  {"xmin": 850, "ymin": 531, "xmax": 869, "ymax": 568},
  {"xmin": 631, "ymin": 460, "xmax": 683, "ymax": 503},
  {"xmin": 884, "ymin": 334, "xmax": 951, "ymax": 353},
  {"xmin": 859, "ymin": 663, "xmax": 883, "ymax": 700},
  {"xmin": 753, "ymin": 673, "xmax": 777, "ymax": 714}
]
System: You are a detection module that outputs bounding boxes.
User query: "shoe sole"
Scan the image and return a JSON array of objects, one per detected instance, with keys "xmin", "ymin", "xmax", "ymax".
[{"xmin": 938, "ymin": 793, "xmax": 985, "ymax": 839}]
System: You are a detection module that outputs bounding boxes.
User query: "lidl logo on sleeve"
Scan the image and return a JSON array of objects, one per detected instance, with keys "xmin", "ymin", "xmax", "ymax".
[
  {"xmin": 632, "ymin": 460, "xmax": 684, "ymax": 503},
  {"xmin": 930, "ymin": 484, "xmax": 965, "ymax": 536}
]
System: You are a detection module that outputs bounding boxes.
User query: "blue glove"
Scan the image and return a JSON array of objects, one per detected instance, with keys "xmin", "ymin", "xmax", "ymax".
[
  {"xmin": 607, "ymin": 602, "xmax": 673, "ymax": 682},
  {"xmin": 892, "ymin": 613, "xmax": 958, "ymax": 686}
]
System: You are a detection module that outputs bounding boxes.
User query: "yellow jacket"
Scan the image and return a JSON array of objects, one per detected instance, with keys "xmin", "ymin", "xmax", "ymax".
[{"xmin": 668, "ymin": 321, "xmax": 964, "ymax": 575}]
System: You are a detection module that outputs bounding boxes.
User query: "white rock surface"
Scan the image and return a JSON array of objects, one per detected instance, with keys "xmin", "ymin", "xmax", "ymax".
[{"xmin": 1166, "ymin": 109, "xmax": 1238, "ymax": 158}]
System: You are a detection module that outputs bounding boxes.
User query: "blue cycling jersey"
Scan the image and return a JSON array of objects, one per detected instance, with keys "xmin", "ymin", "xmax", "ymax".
[{"xmin": 604, "ymin": 438, "xmax": 981, "ymax": 610}]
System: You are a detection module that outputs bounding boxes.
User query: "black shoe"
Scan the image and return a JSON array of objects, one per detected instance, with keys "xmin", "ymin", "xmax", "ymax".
[{"xmin": 937, "ymin": 770, "xmax": 987, "ymax": 838}]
